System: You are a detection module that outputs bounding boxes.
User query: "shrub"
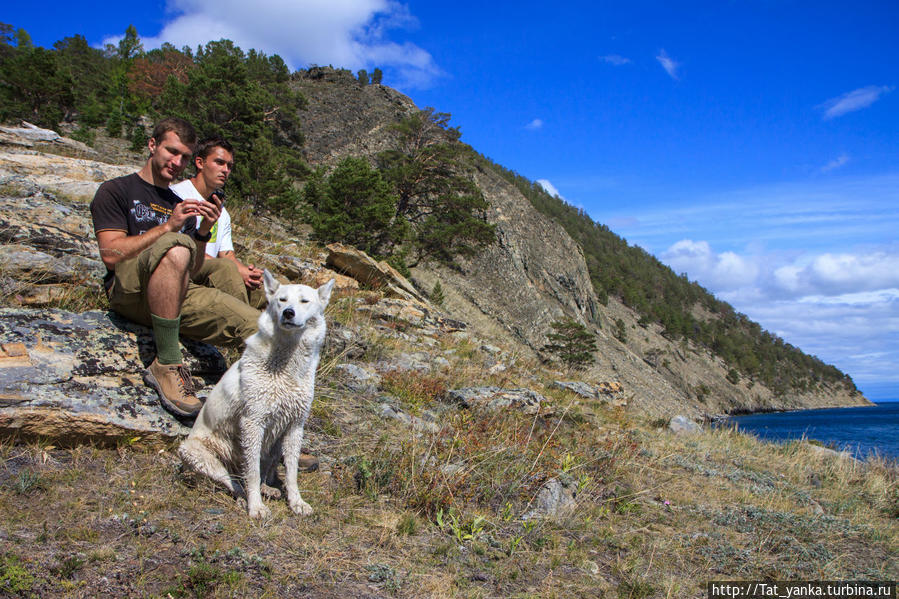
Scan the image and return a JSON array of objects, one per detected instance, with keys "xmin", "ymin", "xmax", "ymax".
[{"xmin": 544, "ymin": 318, "xmax": 597, "ymax": 369}]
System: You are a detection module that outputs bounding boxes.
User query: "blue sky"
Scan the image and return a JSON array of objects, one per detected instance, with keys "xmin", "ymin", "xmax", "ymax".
[{"xmin": 6, "ymin": 1, "xmax": 898, "ymax": 400}]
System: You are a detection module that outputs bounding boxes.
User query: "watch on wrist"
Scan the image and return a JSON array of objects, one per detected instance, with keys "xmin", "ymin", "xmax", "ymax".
[{"xmin": 193, "ymin": 230, "xmax": 212, "ymax": 243}]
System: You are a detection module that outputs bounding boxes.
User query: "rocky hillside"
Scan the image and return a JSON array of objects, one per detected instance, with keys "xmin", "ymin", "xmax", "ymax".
[
  {"xmin": 0, "ymin": 119, "xmax": 895, "ymax": 599},
  {"xmin": 1, "ymin": 71, "xmax": 870, "ymax": 420},
  {"xmin": 291, "ymin": 68, "xmax": 869, "ymax": 417}
]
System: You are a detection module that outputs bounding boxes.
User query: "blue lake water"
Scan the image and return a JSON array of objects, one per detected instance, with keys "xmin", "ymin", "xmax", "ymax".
[{"xmin": 726, "ymin": 401, "xmax": 899, "ymax": 460}]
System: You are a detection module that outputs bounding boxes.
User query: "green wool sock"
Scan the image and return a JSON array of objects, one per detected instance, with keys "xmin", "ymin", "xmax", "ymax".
[{"xmin": 150, "ymin": 314, "xmax": 182, "ymax": 365}]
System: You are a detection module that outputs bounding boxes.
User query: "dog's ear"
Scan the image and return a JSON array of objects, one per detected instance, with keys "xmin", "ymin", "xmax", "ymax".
[
  {"xmin": 263, "ymin": 269, "xmax": 280, "ymax": 296},
  {"xmin": 317, "ymin": 278, "xmax": 335, "ymax": 307}
]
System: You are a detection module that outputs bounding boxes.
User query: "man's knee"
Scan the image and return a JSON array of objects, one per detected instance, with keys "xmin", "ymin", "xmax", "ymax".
[
  {"xmin": 140, "ymin": 232, "xmax": 197, "ymax": 280},
  {"xmin": 180, "ymin": 288, "xmax": 260, "ymax": 347},
  {"xmin": 157, "ymin": 244, "xmax": 192, "ymax": 273}
]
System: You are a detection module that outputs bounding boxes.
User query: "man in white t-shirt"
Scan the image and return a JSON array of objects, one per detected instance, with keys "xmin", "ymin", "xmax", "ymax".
[{"xmin": 171, "ymin": 138, "xmax": 265, "ymax": 308}]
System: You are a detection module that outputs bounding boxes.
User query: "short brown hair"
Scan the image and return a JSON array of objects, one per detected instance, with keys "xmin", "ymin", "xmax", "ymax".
[
  {"xmin": 151, "ymin": 117, "xmax": 197, "ymax": 147},
  {"xmin": 195, "ymin": 137, "xmax": 235, "ymax": 160}
]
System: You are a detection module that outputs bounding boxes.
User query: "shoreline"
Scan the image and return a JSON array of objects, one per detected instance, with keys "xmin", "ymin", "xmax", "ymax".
[
  {"xmin": 715, "ymin": 401, "xmax": 899, "ymax": 461},
  {"xmin": 710, "ymin": 399, "xmax": 886, "ymax": 421}
]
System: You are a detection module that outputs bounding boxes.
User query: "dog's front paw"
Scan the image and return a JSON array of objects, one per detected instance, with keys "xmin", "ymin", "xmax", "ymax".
[
  {"xmin": 289, "ymin": 498, "xmax": 313, "ymax": 516},
  {"xmin": 247, "ymin": 501, "xmax": 271, "ymax": 519},
  {"xmin": 260, "ymin": 483, "xmax": 282, "ymax": 499}
]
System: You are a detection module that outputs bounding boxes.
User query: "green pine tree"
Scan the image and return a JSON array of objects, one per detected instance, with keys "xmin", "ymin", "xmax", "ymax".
[
  {"xmin": 430, "ymin": 281, "xmax": 445, "ymax": 306},
  {"xmin": 157, "ymin": 39, "xmax": 308, "ymax": 210},
  {"xmin": 306, "ymin": 157, "xmax": 409, "ymax": 257},
  {"xmin": 377, "ymin": 108, "xmax": 496, "ymax": 265},
  {"xmin": 543, "ymin": 318, "xmax": 597, "ymax": 370}
]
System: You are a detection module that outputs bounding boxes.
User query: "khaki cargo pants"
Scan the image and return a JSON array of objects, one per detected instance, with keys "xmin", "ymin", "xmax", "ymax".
[{"xmin": 107, "ymin": 232, "xmax": 260, "ymax": 347}]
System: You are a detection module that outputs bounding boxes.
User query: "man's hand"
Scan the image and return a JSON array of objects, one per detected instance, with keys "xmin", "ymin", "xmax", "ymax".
[
  {"xmin": 167, "ymin": 199, "xmax": 202, "ymax": 233},
  {"xmin": 220, "ymin": 250, "xmax": 263, "ymax": 289},
  {"xmin": 239, "ymin": 263, "xmax": 264, "ymax": 290},
  {"xmin": 186, "ymin": 194, "xmax": 222, "ymax": 235}
]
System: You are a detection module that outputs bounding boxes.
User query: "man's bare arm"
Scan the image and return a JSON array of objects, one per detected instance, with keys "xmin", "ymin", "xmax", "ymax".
[
  {"xmin": 96, "ymin": 198, "xmax": 219, "ymax": 271},
  {"xmin": 97, "ymin": 225, "xmax": 178, "ymax": 269},
  {"xmin": 189, "ymin": 195, "xmax": 224, "ymax": 273}
]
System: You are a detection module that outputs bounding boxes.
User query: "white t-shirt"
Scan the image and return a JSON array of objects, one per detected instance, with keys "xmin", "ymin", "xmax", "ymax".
[{"xmin": 170, "ymin": 179, "xmax": 234, "ymax": 258}]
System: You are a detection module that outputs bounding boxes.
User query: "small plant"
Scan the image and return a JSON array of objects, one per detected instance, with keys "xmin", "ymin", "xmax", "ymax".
[
  {"xmin": 365, "ymin": 563, "xmax": 400, "ymax": 592},
  {"xmin": 53, "ymin": 554, "xmax": 86, "ymax": 579},
  {"xmin": 614, "ymin": 318, "xmax": 628, "ymax": 343},
  {"xmin": 508, "ymin": 534, "xmax": 524, "ymax": 555},
  {"xmin": 436, "ymin": 509, "xmax": 488, "ymax": 545},
  {"xmin": 380, "ymin": 370, "xmax": 446, "ymax": 411},
  {"xmin": 161, "ymin": 552, "xmax": 244, "ymax": 599},
  {"xmin": 430, "ymin": 280, "xmax": 445, "ymax": 306},
  {"xmin": 350, "ymin": 454, "xmax": 396, "ymax": 500},
  {"xmin": 69, "ymin": 124, "xmax": 96, "ymax": 145},
  {"xmin": 695, "ymin": 383, "xmax": 711, "ymax": 402},
  {"xmin": 577, "ymin": 473, "xmax": 592, "ymax": 493},
  {"xmin": 13, "ymin": 471, "xmax": 43, "ymax": 495},
  {"xmin": 186, "ymin": 561, "xmax": 221, "ymax": 597},
  {"xmin": 396, "ymin": 512, "xmax": 418, "ymax": 535},
  {"xmin": 0, "ymin": 553, "xmax": 34, "ymax": 594},
  {"xmin": 616, "ymin": 576, "xmax": 656, "ymax": 599}
]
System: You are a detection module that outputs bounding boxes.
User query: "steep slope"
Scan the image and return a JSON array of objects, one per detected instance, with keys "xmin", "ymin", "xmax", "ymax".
[{"xmin": 290, "ymin": 68, "xmax": 868, "ymax": 417}]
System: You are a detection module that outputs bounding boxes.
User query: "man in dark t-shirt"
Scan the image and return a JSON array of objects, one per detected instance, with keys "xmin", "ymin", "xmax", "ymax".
[{"xmin": 90, "ymin": 117, "xmax": 259, "ymax": 418}]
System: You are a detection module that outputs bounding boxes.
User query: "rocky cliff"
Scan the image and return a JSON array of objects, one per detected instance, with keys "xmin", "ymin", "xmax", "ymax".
[{"xmin": 290, "ymin": 68, "xmax": 869, "ymax": 417}]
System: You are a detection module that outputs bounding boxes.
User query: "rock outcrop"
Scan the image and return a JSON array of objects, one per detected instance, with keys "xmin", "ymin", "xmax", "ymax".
[
  {"xmin": 0, "ymin": 308, "xmax": 224, "ymax": 443},
  {"xmin": 325, "ymin": 242, "xmax": 427, "ymax": 304}
]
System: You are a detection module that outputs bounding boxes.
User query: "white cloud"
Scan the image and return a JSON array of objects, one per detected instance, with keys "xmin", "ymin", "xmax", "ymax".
[
  {"xmin": 665, "ymin": 238, "xmax": 899, "ymax": 302},
  {"xmin": 537, "ymin": 179, "xmax": 563, "ymax": 199},
  {"xmin": 597, "ymin": 174, "xmax": 899, "ymax": 256},
  {"xmin": 658, "ymin": 240, "xmax": 899, "ymax": 395},
  {"xmin": 819, "ymin": 85, "xmax": 894, "ymax": 120},
  {"xmin": 779, "ymin": 252, "xmax": 899, "ymax": 297},
  {"xmin": 820, "ymin": 153, "xmax": 850, "ymax": 173},
  {"xmin": 745, "ymin": 294, "xmax": 899, "ymax": 389},
  {"xmin": 797, "ymin": 288, "xmax": 899, "ymax": 306},
  {"xmin": 525, "ymin": 118, "xmax": 544, "ymax": 130},
  {"xmin": 600, "ymin": 54, "xmax": 631, "ymax": 66},
  {"xmin": 105, "ymin": 0, "xmax": 440, "ymax": 89},
  {"xmin": 655, "ymin": 49, "xmax": 679, "ymax": 80},
  {"xmin": 661, "ymin": 240, "xmax": 758, "ymax": 291}
]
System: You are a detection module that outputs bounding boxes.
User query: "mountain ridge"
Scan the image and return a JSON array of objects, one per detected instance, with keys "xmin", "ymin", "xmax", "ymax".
[
  {"xmin": 287, "ymin": 67, "xmax": 868, "ymax": 417},
  {"xmin": 0, "ymin": 55, "xmax": 869, "ymax": 416}
]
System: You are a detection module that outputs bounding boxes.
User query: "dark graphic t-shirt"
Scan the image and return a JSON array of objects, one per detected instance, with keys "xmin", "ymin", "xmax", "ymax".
[{"xmin": 90, "ymin": 173, "xmax": 197, "ymax": 289}]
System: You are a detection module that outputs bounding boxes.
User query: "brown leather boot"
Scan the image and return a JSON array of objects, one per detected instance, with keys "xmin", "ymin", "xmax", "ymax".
[{"xmin": 144, "ymin": 358, "xmax": 202, "ymax": 417}]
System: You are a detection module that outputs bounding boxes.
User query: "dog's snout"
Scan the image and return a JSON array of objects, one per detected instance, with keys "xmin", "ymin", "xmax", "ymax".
[{"xmin": 282, "ymin": 308, "xmax": 295, "ymax": 321}]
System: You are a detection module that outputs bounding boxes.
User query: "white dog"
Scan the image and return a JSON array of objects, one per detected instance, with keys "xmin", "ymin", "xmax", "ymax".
[{"xmin": 179, "ymin": 270, "xmax": 334, "ymax": 518}]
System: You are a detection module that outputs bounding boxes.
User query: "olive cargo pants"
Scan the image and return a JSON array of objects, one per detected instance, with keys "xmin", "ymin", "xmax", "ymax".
[{"xmin": 107, "ymin": 232, "xmax": 260, "ymax": 347}]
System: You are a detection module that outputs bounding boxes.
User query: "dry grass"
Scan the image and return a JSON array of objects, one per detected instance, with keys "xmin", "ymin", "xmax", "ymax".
[
  {"xmin": 3, "ymin": 370, "xmax": 895, "ymax": 597},
  {"xmin": 2, "ymin": 265, "xmax": 896, "ymax": 596},
  {"xmin": 0, "ymin": 267, "xmax": 109, "ymax": 313}
]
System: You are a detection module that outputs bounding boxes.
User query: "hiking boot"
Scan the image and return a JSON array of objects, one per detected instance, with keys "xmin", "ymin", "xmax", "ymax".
[
  {"xmin": 144, "ymin": 358, "xmax": 202, "ymax": 417},
  {"xmin": 298, "ymin": 452, "xmax": 319, "ymax": 472}
]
